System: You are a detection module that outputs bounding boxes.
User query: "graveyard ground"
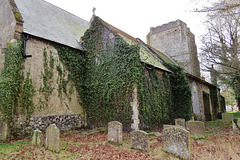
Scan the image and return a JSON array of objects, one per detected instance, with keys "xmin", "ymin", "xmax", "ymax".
[{"xmin": 0, "ymin": 114, "xmax": 240, "ymax": 159}]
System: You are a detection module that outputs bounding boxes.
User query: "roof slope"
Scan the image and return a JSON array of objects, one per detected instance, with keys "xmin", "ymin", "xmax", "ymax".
[
  {"xmin": 15, "ymin": 0, "xmax": 90, "ymax": 50},
  {"xmin": 100, "ymin": 18, "xmax": 176, "ymax": 72}
]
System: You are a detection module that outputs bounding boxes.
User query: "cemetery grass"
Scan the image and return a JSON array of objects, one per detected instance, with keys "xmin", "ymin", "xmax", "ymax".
[{"xmin": 0, "ymin": 119, "xmax": 239, "ymax": 159}]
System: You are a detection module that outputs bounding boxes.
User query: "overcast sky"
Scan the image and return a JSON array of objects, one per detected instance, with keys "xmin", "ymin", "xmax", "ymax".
[{"xmin": 45, "ymin": 0, "xmax": 207, "ymax": 48}]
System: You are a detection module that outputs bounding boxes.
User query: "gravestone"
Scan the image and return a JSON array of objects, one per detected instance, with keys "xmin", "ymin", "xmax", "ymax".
[
  {"xmin": 32, "ymin": 129, "xmax": 43, "ymax": 146},
  {"xmin": 45, "ymin": 124, "xmax": 60, "ymax": 153},
  {"xmin": 130, "ymin": 130, "xmax": 149, "ymax": 152},
  {"xmin": 108, "ymin": 121, "xmax": 122, "ymax": 144},
  {"xmin": 232, "ymin": 118, "xmax": 240, "ymax": 131},
  {"xmin": 187, "ymin": 121, "xmax": 205, "ymax": 138},
  {"xmin": 222, "ymin": 113, "xmax": 234, "ymax": 123},
  {"xmin": 175, "ymin": 118, "xmax": 186, "ymax": 128},
  {"xmin": 0, "ymin": 117, "xmax": 10, "ymax": 142},
  {"xmin": 163, "ymin": 124, "xmax": 175, "ymax": 129},
  {"xmin": 163, "ymin": 126, "xmax": 191, "ymax": 159}
]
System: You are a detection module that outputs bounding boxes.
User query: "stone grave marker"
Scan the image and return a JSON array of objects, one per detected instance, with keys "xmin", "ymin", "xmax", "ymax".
[
  {"xmin": 45, "ymin": 124, "xmax": 60, "ymax": 153},
  {"xmin": 130, "ymin": 130, "xmax": 149, "ymax": 152},
  {"xmin": 163, "ymin": 126, "xmax": 191, "ymax": 159},
  {"xmin": 32, "ymin": 129, "xmax": 43, "ymax": 146},
  {"xmin": 222, "ymin": 113, "xmax": 234, "ymax": 123},
  {"xmin": 163, "ymin": 124, "xmax": 175, "ymax": 129},
  {"xmin": 108, "ymin": 121, "xmax": 122, "ymax": 144},
  {"xmin": 232, "ymin": 118, "xmax": 240, "ymax": 131},
  {"xmin": 187, "ymin": 121, "xmax": 205, "ymax": 138},
  {"xmin": 175, "ymin": 118, "xmax": 186, "ymax": 128},
  {"xmin": 0, "ymin": 117, "xmax": 10, "ymax": 142}
]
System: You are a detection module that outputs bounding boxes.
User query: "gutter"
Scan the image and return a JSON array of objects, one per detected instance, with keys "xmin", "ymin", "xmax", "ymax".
[{"xmin": 23, "ymin": 34, "xmax": 32, "ymax": 58}]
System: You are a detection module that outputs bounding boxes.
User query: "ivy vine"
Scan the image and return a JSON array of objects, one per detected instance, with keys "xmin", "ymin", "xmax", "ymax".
[
  {"xmin": 55, "ymin": 16, "xmax": 193, "ymax": 130},
  {"xmin": 0, "ymin": 39, "xmax": 35, "ymax": 122}
]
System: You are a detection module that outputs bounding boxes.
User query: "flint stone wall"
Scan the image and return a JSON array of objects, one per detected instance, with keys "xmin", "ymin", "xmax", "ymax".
[
  {"xmin": 222, "ymin": 113, "xmax": 234, "ymax": 123},
  {"xmin": 163, "ymin": 126, "xmax": 191, "ymax": 159},
  {"xmin": 29, "ymin": 114, "xmax": 84, "ymax": 132}
]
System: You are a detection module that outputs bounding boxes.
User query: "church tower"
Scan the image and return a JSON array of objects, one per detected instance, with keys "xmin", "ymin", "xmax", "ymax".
[{"xmin": 147, "ymin": 20, "xmax": 200, "ymax": 77}]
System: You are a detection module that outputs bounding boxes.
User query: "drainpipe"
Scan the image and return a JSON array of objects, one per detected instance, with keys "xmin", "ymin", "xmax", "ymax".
[{"xmin": 23, "ymin": 34, "xmax": 32, "ymax": 58}]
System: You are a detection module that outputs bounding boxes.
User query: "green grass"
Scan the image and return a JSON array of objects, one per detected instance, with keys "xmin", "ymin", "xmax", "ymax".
[
  {"xmin": 232, "ymin": 112, "xmax": 240, "ymax": 118},
  {"xmin": 0, "ymin": 141, "xmax": 29, "ymax": 151}
]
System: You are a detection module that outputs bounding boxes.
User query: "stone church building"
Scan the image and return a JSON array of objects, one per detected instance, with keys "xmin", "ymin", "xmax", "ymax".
[
  {"xmin": 0, "ymin": 0, "xmax": 224, "ymax": 141},
  {"xmin": 147, "ymin": 20, "xmax": 224, "ymax": 121}
]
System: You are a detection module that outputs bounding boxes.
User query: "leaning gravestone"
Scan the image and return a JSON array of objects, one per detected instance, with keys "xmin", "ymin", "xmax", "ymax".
[
  {"xmin": 45, "ymin": 124, "xmax": 60, "ymax": 153},
  {"xmin": 108, "ymin": 121, "xmax": 122, "ymax": 144},
  {"xmin": 232, "ymin": 118, "xmax": 240, "ymax": 131},
  {"xmin": 130, "ymin": 130, "xmax": 149, "ymax": 152},
  {"xmin": 163, "ymin": 126, "xmax": 191, "ymax": 159},
  {"xmin": 222, "ymin": 113, "xmax": 234, "ymax": 123},
  {"xmin": 175, "ymin": 118, "xmax": 186, "ymax": 128},
  {"xmin": 187, "ymin": 121, "xmax": 205, "ymax": 138},
  {"xmin": 32, "ymin": 129, "xmax": 43, "ymax": 146}
]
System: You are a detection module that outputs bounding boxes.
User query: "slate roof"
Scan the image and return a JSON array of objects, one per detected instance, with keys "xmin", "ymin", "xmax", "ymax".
[
  {"xmin": 100, "ymin": 18, "xmax": 177, "ymax": 72},
  {"xmin": 15, "ymin": 0, "xmax": 90, "ymax": 50}
]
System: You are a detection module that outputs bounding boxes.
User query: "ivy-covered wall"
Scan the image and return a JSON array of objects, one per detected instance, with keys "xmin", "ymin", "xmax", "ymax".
[
  {"xmin": 23, "ymin": 37, "xmax": 84, "ymax": 117},
  {"xmin": 80, "ymin": 17, "xmax": 192, "ymax": 130}
]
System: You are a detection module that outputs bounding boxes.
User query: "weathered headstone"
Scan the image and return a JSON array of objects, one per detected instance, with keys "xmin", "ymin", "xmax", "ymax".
[
  {"xmin": 163, "ymin": 126, "xmax": 191, "ymax": 159},
  {"xmin": 163, "ymin": 124, "xmax": 175, "ymax": 129},
  {"xmin": 0, "ymin": 117, "xmax": 10, "ymax": 142},
  {"xmin": 130, "ymin": 130, "xmax": 149, "ymax": 152},
  {"xmin": 232, "ymin": 118, "xmax": 240, "ymax": 131},
  {"xmin": 108, "ymin": 121, "xmax": 122, "ymax": 144},
  {"xmin": 32, "ymin": 129, "xmax": 43, "ymax": 146},
  {"xmin": 222, "ymin": 113, "xmax": 234, "ymax": 123},
  {"xmin": 187, "ymin": 121, "xmax": 205, "ymax": 138},
  {"xmin": 45, "ymin": 124, "xmax": 60, "ymax": 153},
  {"xmin": 175, "ymin": 118, "xmax": 186, "ymax": 128}
]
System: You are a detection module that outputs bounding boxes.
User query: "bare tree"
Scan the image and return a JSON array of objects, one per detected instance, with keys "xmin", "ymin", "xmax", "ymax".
[{"xmin": 199, "ymin": 0, "xmax": 240, "ymax": 109}]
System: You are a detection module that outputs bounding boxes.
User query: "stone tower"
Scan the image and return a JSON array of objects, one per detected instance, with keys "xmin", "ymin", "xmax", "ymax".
[{"xmin": 147, "ymin": 20, "xmax": 200, "ymax": 77}]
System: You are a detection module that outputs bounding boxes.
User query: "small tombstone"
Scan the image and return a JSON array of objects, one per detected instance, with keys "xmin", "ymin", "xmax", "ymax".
[
  {"xmin": 108, "ymin": 121, "xmax": 122, "ymax": 144},
  {"xmin": 163, "ymin": 126, "xmax": 191, "ymax": 159},
  {"xmin": 163, "ymin": 124, "xmax": 175, "ymax": 129},
  {"xmin": 175, "ymin": 118, "xmax": 186, "ymax": 128},
  {"xmin": 32, "ymin": 129, "xmax": 43, "ymax": 146},
  {"xmin": 45, "ymin": 124, "xmax": 60, "ymax": 153},
  {"xmin": 232, "ymin": 118, "xmax": 240, "ymax": 131},
  {"xmin": 222, "ymin": 113, "xmax": 234, "ymax": 123},
  {"xmin": 0, "ymin": 117, "xmax": 10, "ymax": 142},
  {"xmin": 130, "ymin": 130, "xmax": 149, "ymax": 152},
  {"xmin": 187, "ymin": 121, "xmax": 205, "ymax": 138}
]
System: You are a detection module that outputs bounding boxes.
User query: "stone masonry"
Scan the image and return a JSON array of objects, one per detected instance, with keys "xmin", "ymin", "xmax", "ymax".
[
  {"xmin": 147, "ymin": 20, "xmax": 200, "ymax": 77},
  {"xmin": 29, "ymin": 114, "xmax": 84, "ymax": 132}
]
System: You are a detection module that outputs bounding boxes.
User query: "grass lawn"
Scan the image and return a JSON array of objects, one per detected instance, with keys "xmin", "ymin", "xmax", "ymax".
[{"xmin": 0, "ymin": 119, "xmax": 239, "ymax": 159}]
